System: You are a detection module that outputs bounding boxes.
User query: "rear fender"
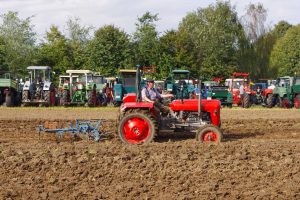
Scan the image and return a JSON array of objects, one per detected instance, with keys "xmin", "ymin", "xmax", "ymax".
[
  {"xmin": 43, "ymin": 81, "xmax": 52, "ymax": 91},
  {"xmin": 120, "ymin": 102, "xmax": 154, "ymax": 112},
  {"xmin": 23, "ymin": 81, "xmax": 31, "ymax": 91},
  {"xmin": 263, "ymin": 89, "xmax": 273, "ymax": 97}
]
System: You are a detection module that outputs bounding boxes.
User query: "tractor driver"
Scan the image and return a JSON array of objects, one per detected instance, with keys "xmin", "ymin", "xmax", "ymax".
[{"xmin": 142, "ymin": 78, "xmax": 174, "ymax": 115}]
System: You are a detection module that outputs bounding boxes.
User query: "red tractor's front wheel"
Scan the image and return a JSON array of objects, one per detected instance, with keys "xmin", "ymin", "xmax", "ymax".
[
  {"xmin": 196, "ymin": 124, "xmax": 222, "ymax": 143},
  {"xmin": 118, "ymin": 110, "xmax": 157, "ymax": 144}
]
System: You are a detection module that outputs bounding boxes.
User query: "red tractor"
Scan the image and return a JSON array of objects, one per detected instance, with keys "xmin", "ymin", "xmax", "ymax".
[
  {"xmin": 117, "ymin": 66, "xmax": 223, "ymax": 144},
  {"xmin": 225, "ymin": 72, "xmax": 256, "ymax": 108}
]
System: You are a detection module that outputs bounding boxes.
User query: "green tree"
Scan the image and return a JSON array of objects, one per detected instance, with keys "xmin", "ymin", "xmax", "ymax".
[
  {"xmin": 177, "ymin": 1, "xmax": 243, "ymax": 78},
  {"xmin": 132, "ymin": 12, "xmax": 160, "ymax": 68},
  {"xmin": 65, "ymin": 17, "xmax": 93, "ymax": 45},
  {"xmin": 270, "ymin": 25, "xmax": 300, "ymax": 76},
  {"xmin": 35, "ymin": 25, "xmax": 73, "ymax": 77},
  {"xmin": 85, "ymin": 25, "xmax": 131, "ymax": 76},
  {"xmin": 158, "ymin": 30, "xmax": 178, "ymax": 78},
  {"xmin": 65, "ymin": 17, "xmax": 93, "ymax": 69},
  {"xmin": 0, "ymin": 11, "xmax": 36, "ymax": 75},
  {"xmin": 0, "ymin": 36, "xmax": 8, "ymax": 71},
  {"xmin": 251, "ymin": 21, "xmax": 292, "ymax": 78},
  {"xmin": 239, "ymin": 2, "xmax": 283, "ymax": 79},
  {"xmin": 272, "ymin": 20, "xmax": 292, "ymax": 38}
]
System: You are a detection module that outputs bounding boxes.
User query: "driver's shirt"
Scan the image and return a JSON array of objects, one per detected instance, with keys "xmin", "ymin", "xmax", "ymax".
[
  {"xmin": 141, "ymin": 87, "xmax": 161, "ymax": 101},
  {"xmin": 239, "ymin": 85, "xmax": 244, "ymax": 95}
]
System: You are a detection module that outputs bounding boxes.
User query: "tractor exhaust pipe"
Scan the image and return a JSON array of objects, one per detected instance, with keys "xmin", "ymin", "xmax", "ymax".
[
  {"xmin": 198, "ymin": 78, "xmax": 202, "ymax": 119},
  {"xmin": 136, "ymin": 65, "xmax": 141, "ymax": 102}
]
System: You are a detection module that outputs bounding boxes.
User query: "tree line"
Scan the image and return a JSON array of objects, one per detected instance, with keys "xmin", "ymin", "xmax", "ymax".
[{"xmin": 0, "ymin": 1, "xmax": 299, "ymax": 81}]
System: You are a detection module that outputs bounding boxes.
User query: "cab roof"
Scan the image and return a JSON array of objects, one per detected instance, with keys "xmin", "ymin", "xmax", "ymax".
[
  {"xmin": 27, "ymin": 66, "xmax": 51, "ymax": 70},
  {"xmin": 66, "ymin": 70, "xmax": 94, "ymax": 74},
  {"xmin": 119, "ymin": 69, "xmax": 136, "ymax": 73},
  {"xmin": 172, "ymin": 69, "xmax": 190, "ymax": 74}
]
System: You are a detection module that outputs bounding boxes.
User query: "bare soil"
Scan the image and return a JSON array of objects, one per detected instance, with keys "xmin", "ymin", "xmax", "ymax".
[{"xmin": 0, "ymin": 108, "xmax": 299, "ymax": 199}]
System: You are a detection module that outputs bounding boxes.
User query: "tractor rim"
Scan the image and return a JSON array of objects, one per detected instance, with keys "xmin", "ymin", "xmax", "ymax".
[
  {"xmin": 295, "ymin": 98, "xmax": 299, "ymax": 108},
  {"xmin": 202, "ymin": 131, "xmax": 219, "ymax": 142},
  {"xmin": 122, "ymin": 117, "xmax": 150, "ymax": 144}
]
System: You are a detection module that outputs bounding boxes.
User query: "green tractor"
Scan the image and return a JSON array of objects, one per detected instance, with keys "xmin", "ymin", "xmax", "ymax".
[
  {"xmin": 0, "ymin": 72, "xmax": 21, "ymax": 106},
  {"xmin": 113, "ymin": 69, "xmax": 138, "ymax": 106},
  {"xmin": 166, "ymin": 70, "xmax": 195, "ymax": 99},
  {"xmin": 272, "ymin": 76, "xmax": 300, "ymax": 108},
  {"xmin": 204, "ymin": 81, "xmax": 233, "ymax": 107},
  {"xmin": 60, "ymin": 70, "xmax": 105, "ymax": 107}
]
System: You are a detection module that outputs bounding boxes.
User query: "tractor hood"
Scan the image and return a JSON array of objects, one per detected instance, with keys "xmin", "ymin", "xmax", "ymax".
[
  {"xmin": 169, "ymin": 99, "xmax": 221, "ymax": 112},
  {"xmin": 169, "ymin": 99, "xmax": 221, "ymax": 126}
]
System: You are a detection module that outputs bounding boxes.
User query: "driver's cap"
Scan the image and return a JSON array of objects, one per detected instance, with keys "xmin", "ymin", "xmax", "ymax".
[{"xmin": 145, "ymin": 78, "xmax": 154, "ymax": 83}]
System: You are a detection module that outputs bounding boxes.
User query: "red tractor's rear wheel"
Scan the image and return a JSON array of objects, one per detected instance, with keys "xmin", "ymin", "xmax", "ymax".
[
  {"xmin": 196, "ymin": 124, "xmax": 222, "ymax": 143},
  {"xmin": 118, "ymin": 110, "xmax": 157, "ymax": 144}
]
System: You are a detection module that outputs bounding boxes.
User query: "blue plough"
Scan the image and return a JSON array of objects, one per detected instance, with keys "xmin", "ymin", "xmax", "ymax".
[{"xmin": 38, "ymin": 119, "xmax": 102, "ymax": 141}]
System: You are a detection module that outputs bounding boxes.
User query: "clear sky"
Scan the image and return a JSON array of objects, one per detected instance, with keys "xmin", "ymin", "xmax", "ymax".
[{"xmin": 0, "ymin": 0, "xmax": 299, "ymax": 38}]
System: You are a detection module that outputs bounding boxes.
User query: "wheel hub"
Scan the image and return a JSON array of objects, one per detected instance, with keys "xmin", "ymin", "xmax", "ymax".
[
  {"xmin": 203, "ymin": 131, "xmax": 218, "ymax": 142},
  {"xmin": 123, "ymin": 117, "xmax": 150, "ymax": 143}
]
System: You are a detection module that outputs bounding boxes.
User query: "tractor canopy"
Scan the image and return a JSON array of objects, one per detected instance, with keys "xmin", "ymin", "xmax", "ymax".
[
  {"xmin": 114, "ymin": 69, "xmax": 138, "ymax": 103},
  {"xmin": 166, "ymin": 69, "xmax": 195, "ymax": 99},
  {"xmin": 27, "ymin": 66, "xmax": 52, "ymax": 82}
]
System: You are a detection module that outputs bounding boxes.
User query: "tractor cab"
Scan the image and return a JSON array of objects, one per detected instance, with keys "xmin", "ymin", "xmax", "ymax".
[
  {"xmin": 225, "ymin": 72, "xmax": 255, "ymax": 108},
  {"xmin": 273, "ymin": 76, "xmax": 293, "ymax": 99},
  {"xmin": 277, "ymin": 76, "xmax": 292, "ymax": 88},
  {"xmin": 59, "ymin": 70, "xmax": 100, "ymax": 107},
  {"xmin": 0, "ymin": 72, "xmax": 21, "ymax": 106},
  {"xmin": 58, "ymin": 75, "xmax": 78, "ymax": 90},
  {"xmin": 117, "ymin": 66, "xmax": 223, "ymax": 145},
  {"xmin": 166, "ymin": 69, "xmax": 195, "ymax": 99},
  {"xmin": 204, "ymin": 80, "xmax": 232, "ymax": 107},
  {"xmin": 271, "ymin": 76, "xmax": 300, "ymax": 108},
  {"xmin": 22, "ymin": 66, "xmax": 55, "ymax": 106},
  {"xmin": 113, "ymin": 69, "xmax": 138, "ymax": 106},
  {"xmin": 27, "ymin": 66, "xmax": 52, "ymax": 83}
]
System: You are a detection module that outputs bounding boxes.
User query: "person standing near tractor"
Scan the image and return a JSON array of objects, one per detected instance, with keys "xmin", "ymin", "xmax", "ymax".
[
  {"xmin": 239, "ymin": 83, "xmax": 245, "ymax": 107},
  {"xmin": 142, "ymin": 78, "xmax": 174, "ymax": 115}
]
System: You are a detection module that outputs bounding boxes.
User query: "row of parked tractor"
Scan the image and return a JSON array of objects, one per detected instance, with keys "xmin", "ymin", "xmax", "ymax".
[
  {"xmin": 203, "ymin": 72, "xmax": 300, "ymax": 109},
  {"xmin": 0, "ymin": 66, "xmax": 300, "ymax": 109}
]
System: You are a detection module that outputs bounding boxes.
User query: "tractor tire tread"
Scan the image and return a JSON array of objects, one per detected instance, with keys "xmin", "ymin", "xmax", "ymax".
[
  {"xmin": 196, "ymin": 124, "xmax": 222, "ymax": 143},
  {"xmin": 266, "ymin": 94, "xmax": 274, "ymax": 108},
  {"xmin": 118, "ymin": 109, "xmax": 158, "ymax": 144},
  {"xmin": 243, "ymin": 94, "xmax": 250, "ymax": 108}
]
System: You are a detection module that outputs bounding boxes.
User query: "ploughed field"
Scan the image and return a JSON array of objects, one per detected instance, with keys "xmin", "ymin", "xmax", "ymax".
[{"xmin": 0, "ymin": 108, "xmax": 299, "ymax": 199}]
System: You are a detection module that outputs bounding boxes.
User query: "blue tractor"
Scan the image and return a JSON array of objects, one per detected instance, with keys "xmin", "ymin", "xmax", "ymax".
[{"xmin": 166, "ymin": 70, "xmax": 195, "ymax": 99}]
